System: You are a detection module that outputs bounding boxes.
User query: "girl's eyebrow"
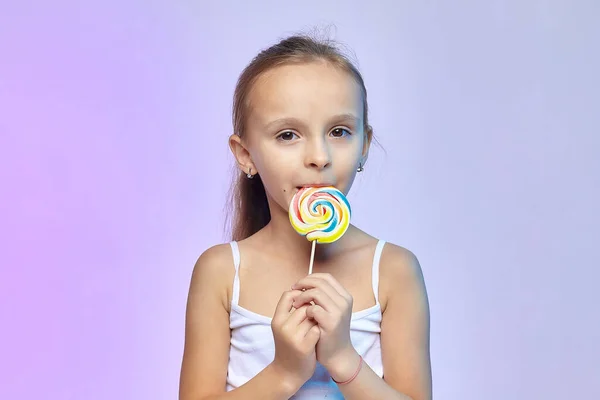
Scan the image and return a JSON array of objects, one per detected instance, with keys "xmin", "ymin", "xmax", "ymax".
[
  {"xmin": 329, "ymin": 113, "xmax": 361, "ymax": 125},
  {"xmin": 264, "ymin": 113, "xmax": 360, "ymax": 130},
  {"xmin": 264, "ymin": 117, "xmax": 307, "ymax": 130}
]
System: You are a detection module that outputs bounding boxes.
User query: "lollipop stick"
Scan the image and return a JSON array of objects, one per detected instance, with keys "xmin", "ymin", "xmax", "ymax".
[{"xmin": 308, "ymin": 240, "xmax": 316, "ymax": 275}]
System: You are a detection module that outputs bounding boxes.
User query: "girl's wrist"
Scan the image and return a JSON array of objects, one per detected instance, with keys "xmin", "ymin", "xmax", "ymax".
[
  {"xmin": 267, "ymin": 362, "xmax": 304, "ymax": 395},
  {"xmin": 326, "ymin": 347, "xmax": 362, "ymax": 383}
]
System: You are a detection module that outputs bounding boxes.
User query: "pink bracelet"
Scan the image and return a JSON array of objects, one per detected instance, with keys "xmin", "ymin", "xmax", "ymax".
[{"xmin": 332, "ymin": 356, "xmax": 363, "ymax": 385}]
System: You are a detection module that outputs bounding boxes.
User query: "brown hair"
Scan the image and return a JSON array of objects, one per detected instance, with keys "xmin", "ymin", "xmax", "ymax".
[{"xmin": 226, "ymin": 33, "xmax": 373, "ymax": 241}]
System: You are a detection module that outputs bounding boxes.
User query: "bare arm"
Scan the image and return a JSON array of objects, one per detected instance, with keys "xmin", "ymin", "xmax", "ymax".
[
  {"xmin": 197, "ymin": 364, "xmax": 297, "ymax": 400},
  {"xmin": 319, "ymin": 245, "xmax": 432, "ymax": 399},
  {"xmin": 378, "ymin": 246, "xmax": 432, "ymax": 399},
  {"xmin": 178, "ymin": 245, "xmax": 299, "ymax": 400}
]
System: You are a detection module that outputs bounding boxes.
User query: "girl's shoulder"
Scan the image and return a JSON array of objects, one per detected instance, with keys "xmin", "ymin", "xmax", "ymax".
[
  {"xmin": 349, "ymin": 226, "xmax": 425, "ymax": 309},
  {"xmin": 380, "ymin": 242, "xmax": 422, "ymax": 279},
  {"xmin": 348, "ymin": 227, "xmax": 424, "ymax": 284},
  {"xmin": 348, "ymin": 227, "xmax": 417, "ymax": 262},
  {"xmin": 379, "ymin": 241, "xmax": 420, "ymax": 269},
  {"xmin": 190, "ymin": 243, "xmax": 237, "ymax": 312},
  {"xmin": 352, "ymin": 226, "xmax": 419, "ymax": 273},
  {"xmin": 377, "ymin": 240, "xmax": 427, "ymax": 314},
  {"xmin": 194, "ymin": 242, "xmax": 236, "ymax": 271}
]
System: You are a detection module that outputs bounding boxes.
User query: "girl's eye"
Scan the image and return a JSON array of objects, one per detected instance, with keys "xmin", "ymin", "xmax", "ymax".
[
  {"xmin": 330, "ymin": 128, "xmax": 351, "ymax": 138},
  {"xmin": 277, "ymin": 131, "xmax": 297, "ymax": 141}
]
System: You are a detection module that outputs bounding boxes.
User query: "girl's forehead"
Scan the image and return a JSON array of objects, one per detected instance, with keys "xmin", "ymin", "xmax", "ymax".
[{"xmin": 247, "ymin": 62, "xmax": 363, "ymax": 123}]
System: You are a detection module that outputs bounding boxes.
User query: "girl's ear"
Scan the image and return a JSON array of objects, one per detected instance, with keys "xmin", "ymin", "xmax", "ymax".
[
  {"xmin": 360, "ymin": 125, "xmax": 373, "ymax": 166},
  {"xmin": 229, "ymin": 134, "xmax": 256, "ymax": 175}
]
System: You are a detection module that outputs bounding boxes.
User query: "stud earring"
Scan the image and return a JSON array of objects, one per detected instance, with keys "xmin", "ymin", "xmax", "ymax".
[
  {"xmin": 246, "ymin": 167, "xmax": 253, "ymax": 179},
  {"xmin": 357, "ymin": 163, "xmax": 364, "ymax": 173}
]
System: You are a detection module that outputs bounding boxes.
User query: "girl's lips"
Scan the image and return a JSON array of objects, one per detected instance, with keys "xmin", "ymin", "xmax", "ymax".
[
  {"xmin": 293, "ymin": 184, "xmax": 335, "ymax": 195},
  {"xmin": 296, "ymin": 184, "xmax": 334, "ymax": 189}
]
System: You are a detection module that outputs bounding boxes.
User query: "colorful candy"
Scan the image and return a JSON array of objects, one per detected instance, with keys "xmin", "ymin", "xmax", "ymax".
[{"xmin": 289, "ymin": 186, "xmax": 351, "ymax": 244}]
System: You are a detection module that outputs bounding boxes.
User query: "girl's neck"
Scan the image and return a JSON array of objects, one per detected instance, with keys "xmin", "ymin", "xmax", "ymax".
[{"xmin": 260, "ymin": 209, "xmax": 343, "ymax": 266}]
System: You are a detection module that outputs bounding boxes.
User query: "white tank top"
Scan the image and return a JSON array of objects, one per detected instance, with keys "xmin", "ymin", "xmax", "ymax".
[{"xmin": 226, "ymin": 240, "xmax": 386, "ymax": 398}]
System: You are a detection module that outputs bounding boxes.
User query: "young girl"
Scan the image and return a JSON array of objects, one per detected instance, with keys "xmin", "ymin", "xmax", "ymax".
[{"xmin": 179, "ymin": 34, "xmax": 432, "ymax": 400}]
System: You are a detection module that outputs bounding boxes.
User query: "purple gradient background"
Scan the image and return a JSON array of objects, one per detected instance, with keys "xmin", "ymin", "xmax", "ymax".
[{"xmin": 1, "ymin": 1, "xmax": 598, "ymax": 399}]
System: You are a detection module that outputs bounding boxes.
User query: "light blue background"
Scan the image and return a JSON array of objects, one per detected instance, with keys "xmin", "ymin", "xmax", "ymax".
[{"xmin": 1, "ymin": 1, "xmax": 598, "ymax": 398}]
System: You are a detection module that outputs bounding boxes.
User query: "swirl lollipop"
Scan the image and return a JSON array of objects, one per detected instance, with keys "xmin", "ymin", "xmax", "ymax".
[{"xmin": 289, "ymin": 186, "xmax": 351, "ymax": 274}]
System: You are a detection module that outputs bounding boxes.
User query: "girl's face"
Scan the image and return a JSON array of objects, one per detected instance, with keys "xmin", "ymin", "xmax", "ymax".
[{"xmin": 232, "ymin": 61, "xmax": 371, "ymax": 214}]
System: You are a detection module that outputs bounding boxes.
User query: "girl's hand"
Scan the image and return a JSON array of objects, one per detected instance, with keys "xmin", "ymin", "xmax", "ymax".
[
  {"xmin": 291, "ymin": 273, "xmax": 360, "ymax": 380},
  {"xmin": 270, "ymin": 290, "xmax": 321, "ymax": 390}
]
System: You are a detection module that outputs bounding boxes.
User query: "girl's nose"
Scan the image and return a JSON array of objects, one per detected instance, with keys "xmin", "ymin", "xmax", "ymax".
[{"xmin": 304, "ymin": 137, "xmax": 331, "ymax": 170}]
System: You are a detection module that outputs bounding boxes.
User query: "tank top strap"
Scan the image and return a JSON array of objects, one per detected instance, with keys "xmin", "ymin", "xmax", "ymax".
[
  {"xmin": 229, "ymin": 241, "xmax": 241, "ymax": 306},
  {"xmin": 372, "ymin": 240, "xmax": 386, "ymax": 306}
]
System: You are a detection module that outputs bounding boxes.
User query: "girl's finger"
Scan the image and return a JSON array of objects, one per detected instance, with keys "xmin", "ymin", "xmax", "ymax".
[
  {"xmin": 293, "ymin": 288, "xmax": 337, "ymax": 313},
  {"xmin": 272, "ymin": 290, "xmax": 303, "ymax": 325},
  {"xmin": 296, "ymin": 314, "xmax": 319, "ymax": 338},
  {"xmin": 284, "ymin": 304, "xmax": 310, "ymax": 328},
  {"xmin": 306, "ymin": 304, "xmax": 329, "ymax": 327},
  {"xmin": 306, "ymin": 273, "xmax": 352, "ymax": 300},
  {"xmin": 293, "ymin": 276, "xmax": 346, "ymax": 308}
]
